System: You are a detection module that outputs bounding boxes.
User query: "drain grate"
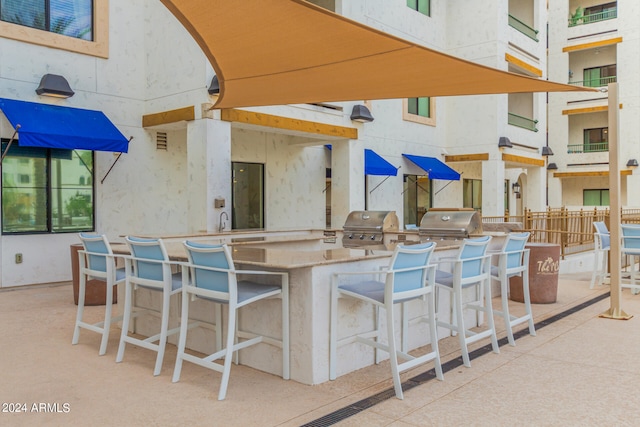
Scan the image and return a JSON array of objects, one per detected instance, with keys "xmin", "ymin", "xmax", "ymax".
[{"xmin": 300, "ymin": 291, "xmax": 610, "ymax": 427}]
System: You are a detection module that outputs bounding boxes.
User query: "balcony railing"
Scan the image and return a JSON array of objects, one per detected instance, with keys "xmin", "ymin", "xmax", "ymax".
[
  {"xmin": 508, "ymin": 14, "xmax": 538, "ymax": 41},
  {"xmin": 568, "ymin": 8, "xmax": 617, "ymax": 27},
  {"xmin": 569, "ymin": 75, "xmax": 616, "ymax": 87},
  {"xmin": 508, "ymin": 112, "xmax": 538, "ymax": 132},
  {"xmin": 567, "ymin": 142, "xmax": 609, "ymax": 153}
]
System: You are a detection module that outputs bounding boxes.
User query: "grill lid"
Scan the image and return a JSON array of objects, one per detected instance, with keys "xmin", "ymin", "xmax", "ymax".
[
  {"xmin": 342, "ymin": 210, "xmax": 399, "ymax": 246},
  {"xmin": 419, "ymin": 208, "xmax": 482, "ymax": 238}
]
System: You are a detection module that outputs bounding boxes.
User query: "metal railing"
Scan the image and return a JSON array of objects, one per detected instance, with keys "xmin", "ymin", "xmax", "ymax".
[
  {"xmin": 508, "ymin": 14, "xmax": 539, "ymax": 41},
  {"xmin": 508, "ymin": 112, "xmax": 538, "ymax": 132},
  {"xmin": 483, "ymin": 207, "xmax": 640, "ymax": 259},
  {"xmin": 568, "ymin": 8, "xmax": 617, "ymax": 27},
  {"xmin": 567, "ymin": 142, "xmax": 609, "ymax": 153},
  {"xmin": 569, "ymin": 75, "xmax": 616, "ymax": 87}
]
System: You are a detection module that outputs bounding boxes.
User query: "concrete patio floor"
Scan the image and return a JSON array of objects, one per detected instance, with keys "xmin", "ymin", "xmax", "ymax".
[{"xmin": 1, "ymin": 272, "xmax": 638, "ymax": 426}]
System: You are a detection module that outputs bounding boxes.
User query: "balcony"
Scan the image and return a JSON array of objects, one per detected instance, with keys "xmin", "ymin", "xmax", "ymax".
[
  {"xmin": 569, "ymin": 75, "xmax": 616, "ymax": 87},
  {"xmin": 568, "ymin": 7, "xmax": 617, "ymax": 27},
  {"xmin": 508, "ymin": 14, "xmax": 538, "ymax": 41},
  {"xmin": 508, "ymin": 112, "xmax": 538, "ymax": 132},
  {"xmin": 567, "ymin": 142, "xmax": 609, "ymax": 153}
]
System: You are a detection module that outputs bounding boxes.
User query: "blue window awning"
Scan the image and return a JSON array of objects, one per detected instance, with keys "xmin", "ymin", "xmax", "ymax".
[
  {"xmin": 403, "ymin": 154, "xmax": 460, "ymax": 180},
  {"xmin": 0, "ymin": 98, "xmax": 129, "ymax": 153},
  {"xmin": 365, "ymin": 149, "xmax": 397, "ymax": 176}
]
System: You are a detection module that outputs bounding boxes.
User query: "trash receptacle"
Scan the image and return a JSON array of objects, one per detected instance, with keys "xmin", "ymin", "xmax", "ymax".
[
  {"xmin": 70, "ymin": 244, "xmax": 117, "ymax": 306},
  {"xmin": 509, "ymin": 243, "xmax": 560, "ymax": 304}
]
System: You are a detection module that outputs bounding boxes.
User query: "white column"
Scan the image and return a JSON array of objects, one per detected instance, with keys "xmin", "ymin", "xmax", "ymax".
[
  {"xmin": 482, "ymin": 159, "xmax": 505, "ymax": 217},
  {"xmin": 331, "ymin": 139, "xmax": 364, "ymax": 228},
  {"xmin": 547, "ymin": 171, "xmax": 562, "ymax": 207},
  {"xmin": 526, "ymin": 166, "xmax": 546, "ymax": 212},
  {"xmin": 186, "ymin": 118, "xmax": 232, "ymax": 233}
]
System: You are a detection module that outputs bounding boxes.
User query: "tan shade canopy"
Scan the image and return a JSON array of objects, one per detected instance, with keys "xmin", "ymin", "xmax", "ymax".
[{"xmin": 160, "ymin": 0, "xmax": 596, "ymax": 109}]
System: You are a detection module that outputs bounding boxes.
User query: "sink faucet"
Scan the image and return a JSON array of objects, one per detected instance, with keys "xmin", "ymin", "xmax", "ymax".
[{"xmin": 219, "ymin": 211, "xmax": 229, "ymax": 233}]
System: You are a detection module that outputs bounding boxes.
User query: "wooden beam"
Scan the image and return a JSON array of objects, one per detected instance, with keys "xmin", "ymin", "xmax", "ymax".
[
  {"xmin": 562, "ymin": 104, "xmax": 623, "ymax": 115},
  {"xmin": 504, "ymin": 53, "xmax": 542, "ymax": 77},
  {"xmin": 142, "ymin": 106, "xmax": 195, "ymax": 127},
  {"xmin": 220, "ymin": 108, "xmax": 358, "ymax": 139},
  {"xmin": 552, "ymin": 170, "xmax": 632, "ymax": 178},
  {"xmin": 445, "ymin": 153, "xmax": 489, "ymax": 162},
  {"xmin": 502, "ymin": 153, "xmax": 545, "ymax": 167},
  {"xmin": 562, "ymin": 36, "xmax": 623, "ymax": 52}
]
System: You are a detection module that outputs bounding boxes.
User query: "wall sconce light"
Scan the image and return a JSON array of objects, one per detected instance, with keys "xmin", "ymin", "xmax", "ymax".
[
  {"xmin": 498, "ymin": 136, "xmax": 512, "ymax": 148},
  {"xmin": 208, "ymin": 75, "xmax": 220, "ymax": 95},
  {"xmin": 35, "ymin": 74, "xmax": 74, "ymax": 98},
  {"xmin": 547, "ymin": 162, "xmax": 558, "ymax": 170},
  {"xmin": 627, "ymin": 159, "xmax": 639, "ymax": 167},
  {"xmin": 541, "ymin": 146, "xmax": 554, "ymax": 156},
  {"xmin": 350, "ymin": 104, "xmax": 374, "ymax": 123},
  {"xmin": 512, "ymin": 182, "xmax": 521, "ymax": 195}
]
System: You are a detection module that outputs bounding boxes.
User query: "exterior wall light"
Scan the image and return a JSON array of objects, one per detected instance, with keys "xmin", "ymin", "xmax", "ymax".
[
  {"xmin": 541, "ymin": 146, "xmax": 554, "ymax": 156},
  {"xmin": 512, "ymin": 182, "xmax": 521, "ymax": 195},
  {"xmin": 350, "ymin": 104, "xmax": 374, "ymax": 123},
  {"xmin": 627, "ymin": 159, "xmax": 639, "ymax": 167},
  {"xmin": 498, "ymin": 136, "xmax": 512, "ymax": 148},
  {"xmin": 547, "ymin": 163, "xmax": 558, "ymax": 170},
  {"xmin": 35, "ymin": 74, "xmax": 74, "ymax": 98},
  {"xmin": 208, "ymin": 75, "xmax": 220, "ymax": 94}
]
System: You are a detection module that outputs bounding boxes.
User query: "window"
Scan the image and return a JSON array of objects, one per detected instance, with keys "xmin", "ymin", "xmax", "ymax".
[
  {"xmin": 1, "ymin": 141, "xmax": 94, "ymax": 234},
  {"xmin": 583, "ymin": 127, "xmax": 609, "ymax": 152},
  {"xmin": 407, "ymin": 0, "xmax": 430, "ymax": 16},
  {"xmin": 0, "ymin": 0, "xmax": 107, "ymax": 58},
  {"xmin": 0, "ymin": 0, "xmax": 93, "ymax": 40},
  {"xmin": 583, "ymin": 64, "xmax": 616, "ymax": 88},
  {"xmin": 403, "ymin": 97, "xmax": 436, "ymax": 125},
  {"xmin": 583, "ymin": 189, "xmax": 609, "ymax": 206},
  {"xmin": 584, "ymin": 2, "xmax": 616, "ymax": 16},
  {"xmin": 403, "ymin": 175, "xmax": 431, "ymax": 227},
  {"xmin": 463, "ymin": 179, "xmax": 482, "ymax": 212},
  {"xmin": 232, "ymin": 162, "xmax": 264, "ymax": 230}
]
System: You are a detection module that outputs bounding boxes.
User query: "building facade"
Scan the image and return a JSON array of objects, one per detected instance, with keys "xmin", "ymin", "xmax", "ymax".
[
  {"xmin": 0, "ymin": 0, "xmax": 551, "ymax": 287},
  {"xmin": 548, "ymin": 0, "xmax": 640, "ymax": 208}
]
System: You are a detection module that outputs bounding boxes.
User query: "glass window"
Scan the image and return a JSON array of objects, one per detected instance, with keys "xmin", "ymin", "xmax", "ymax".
[
  {"xmin": 232, "ymin": 162, "xmax": 264, "ymax": 230},
  {"xmin": 0, "ymin": 0, "xmax": 93, "ymax": 40},
  {"xmin": 583, "ymin": 189, "xmax": 609, "ymax": 206},
  {"xmin": 1, "ymin": 141, "xmax": 94, "ymax": 234},
  {"xmin": 463, "ymin": 179, "xmax": 482, "ymax": 211},
  {"xmin": 403, "ymin": 175, "xmax": 431, "ymax": 227},
  {"xmin": 407, "ymin": 97, "xmax": 430, "ymax": 118},
  {"xmin": 583, "ymin": 127, "xmax": 609, "ymax": 152},
  {"xmin": 407, "ymin": 0, "xmax": 430, "ymax": 16},
  {"xmin": 583, "ymin": 64, "xmax": 616, "ymax": 88}
]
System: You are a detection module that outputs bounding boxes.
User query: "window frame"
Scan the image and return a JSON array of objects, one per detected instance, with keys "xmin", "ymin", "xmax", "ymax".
[
  {"xmin": 463, "ymin": 178, "xmax": 482, "ymax": 212},
  {"xmin": 231, "ymin": 161, "xmax": 265, "ymax": 230},
  {"xmin": 403, "ymin": 174, "xmax": 432, "ymax": 227},
  {"xmin": 583, "ymin": 189, "xmax": 609, "ymax": 206},
  {"xmin": 1, "ymin": 140, "xmax": 95, "ymax": 235},
  {"xmin": 403, "ymin": 97, "xmax": 436, "ymax": 126},
  {"xmin": 583, "ymin": 127, "xmax": 609, "ymax": 152},
  {"xmin": 0, "ymin": 0, "xmax": 108, "ymax": 58},
  {"xmin": 407, "ymin": 0, "xmax": 430, "ymax": 17}
]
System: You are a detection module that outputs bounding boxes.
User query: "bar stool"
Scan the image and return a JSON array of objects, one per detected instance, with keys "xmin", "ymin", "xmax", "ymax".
[
  {"xmin": 116, "ymin": 236, "xmax": 182, "ymax": 376},
  {"xmin": 490, "ymin": 232, "xmax": 535, "ymax": 347},
  {"xmin": 621, "ymin": 224, "xmax": 640, "ymax": 294},
  {"xmin": 435, "ymin": 236, "xmax": 498, "ymax": 367},
  {"xmin": 172, "ymin": 241, "xmax": 289, "ymax": 401},
  {"xmin": 330, "ymin": 242, "xmax": 443, "ymax": 400},
  {"xmin": 591, "ymin": 222, "xmax": 610, "ymax": 289},
  {"xmin": 72, "ymin": 233, "xmax": 125, "ymax": 355}
]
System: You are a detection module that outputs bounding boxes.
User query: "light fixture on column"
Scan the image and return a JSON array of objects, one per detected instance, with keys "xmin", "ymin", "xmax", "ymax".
[
  {"xmin": 541, "ymin": 146, "xmax": 554, "ymax": 156},
  {"xmin": 350, "ymin": 104, "xmax": 374, "ymax": 123},
  {"xmin": 208, "ymin": 75, "xmax": 220, "ymax": 94},
  {"xmin": 498, "ymin": 136, "xmax": 512, "ymax": 148},
  {"xmin": 547, "ymin": 163, "xmax": 558, "ymax": 170},
  {"xmin": 35, "ymin": 74, "xmax": 74, "ymax": 98},
  {"xmin": 512, "ymin": 182, "xmax": 521, "ymax": 195}
]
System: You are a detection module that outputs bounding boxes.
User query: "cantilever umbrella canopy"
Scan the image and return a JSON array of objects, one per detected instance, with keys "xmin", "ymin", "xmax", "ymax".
[{"xmin": 160, "ymin": 0, "xmax": 596, "ymax": 109}]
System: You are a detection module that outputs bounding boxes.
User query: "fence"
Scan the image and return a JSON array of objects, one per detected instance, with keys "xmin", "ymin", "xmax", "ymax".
[{"xmin": 483, "ymin": 207, "xmax": 640, "ymax": 259}]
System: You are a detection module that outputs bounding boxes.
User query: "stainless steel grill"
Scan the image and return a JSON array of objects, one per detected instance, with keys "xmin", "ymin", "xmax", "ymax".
[
  {"xmin": 342, "ymin": 210, "xmax": 399, "ymax": 247},
  {"xmin": 419, "ymin": 208, "xmax": 483, "ymax": 241}
]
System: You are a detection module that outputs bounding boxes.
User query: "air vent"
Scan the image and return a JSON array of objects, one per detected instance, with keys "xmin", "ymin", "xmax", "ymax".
[{"xmin": 156, "ymin": 132, "xmax": 168, "ymax": 150}]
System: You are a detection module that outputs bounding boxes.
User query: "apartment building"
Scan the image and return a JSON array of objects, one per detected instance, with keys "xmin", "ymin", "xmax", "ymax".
[
  {"xmin": 548, "ymin": 0, "xmax": 640, "ymax": 207},
  {"xmin": 0, "ymin": 0, "xmax": 553, "ymax": 287}
]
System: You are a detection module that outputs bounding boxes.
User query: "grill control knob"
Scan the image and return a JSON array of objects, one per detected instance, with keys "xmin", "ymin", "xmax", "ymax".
[
  {"xmin": 370, "ymin": 235, "xmax": 376, "ymax": 240},
  {"xmin": 348, "ymin": 234, "xmax": 354, "ymax": 239},
  {"xmin": 359, "ymin": 234, "xmax": 365, "ymax": 240}
]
